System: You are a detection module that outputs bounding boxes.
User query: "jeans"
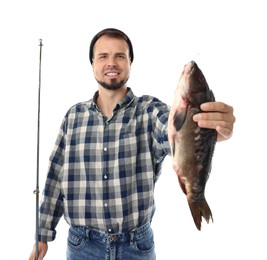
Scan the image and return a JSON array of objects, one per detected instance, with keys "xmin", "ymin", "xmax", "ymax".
[{"xmin": 66, "ymin": 222, "xmax": 156, "ymax": 260}]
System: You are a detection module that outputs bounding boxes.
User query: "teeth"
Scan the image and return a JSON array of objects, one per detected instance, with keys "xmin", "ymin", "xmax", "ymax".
[{"xmin": 106, "ymin": 73, "xmax": 118, "ymax": 76}]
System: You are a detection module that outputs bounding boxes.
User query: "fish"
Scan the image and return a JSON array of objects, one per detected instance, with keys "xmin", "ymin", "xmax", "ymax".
[{"xmin": 168, "ymin": 60, "xmax": 217, "ymax": 230}]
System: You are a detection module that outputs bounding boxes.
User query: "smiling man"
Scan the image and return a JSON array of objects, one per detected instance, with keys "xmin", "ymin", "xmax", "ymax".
[{"xmin": 29, "ymin": 28, "xmax": 235, "ymax": 260}]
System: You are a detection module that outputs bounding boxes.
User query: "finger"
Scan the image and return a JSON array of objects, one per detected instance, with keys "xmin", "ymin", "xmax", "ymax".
[
  {"xmin": 193, "ymin": 111, "xmax": 236, "ymax": 127},
  {"xmin": 197, "ymin": 119, "xmax": 233, "ymax": 132},
  {"xmin": 216, "ymin": 125, "xmax": 233, "ymax": 141},
  {"xmin": 193, "ymin": 112, "xmax": 226, "ymax": 122},
  {"xmin": 201, "ymin": 102, "xmax": 234, "ymax": 113}
]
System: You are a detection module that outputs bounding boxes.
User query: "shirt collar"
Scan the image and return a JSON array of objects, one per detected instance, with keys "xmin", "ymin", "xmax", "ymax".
[{"xmin": 92, "ymin": 87, "xmax": 135, "ymax": 112}]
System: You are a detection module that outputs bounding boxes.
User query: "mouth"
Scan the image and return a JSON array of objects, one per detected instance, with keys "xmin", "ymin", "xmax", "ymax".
[{"xmin": 105, "ymin": 71, "xmax": 120, "ymax": 78}]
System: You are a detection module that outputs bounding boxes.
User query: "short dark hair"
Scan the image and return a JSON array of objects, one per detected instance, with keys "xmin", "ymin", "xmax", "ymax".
[{"xmin": 89, "ymin": 28, "xmax": 134, "ymax": 64}]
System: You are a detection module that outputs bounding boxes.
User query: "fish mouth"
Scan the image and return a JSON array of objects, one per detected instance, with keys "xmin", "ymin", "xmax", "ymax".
[{"xmin": 184, "ymin": 60, "xmax": 197, "ymax": 72}]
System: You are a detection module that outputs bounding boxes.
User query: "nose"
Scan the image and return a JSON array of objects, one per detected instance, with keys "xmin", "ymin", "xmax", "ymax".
[{"xmin": 107, "ymin": 57, "xmax": 117, "ymax": 67}]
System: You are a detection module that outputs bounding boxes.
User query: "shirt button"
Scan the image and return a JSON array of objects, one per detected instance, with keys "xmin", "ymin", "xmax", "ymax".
[
  {"xmin": 104, "ymin": 203, "xmax": 108, "ymax": 207},
  {"xmin": 104, "ymin": 174, "xmax": 108, "ymax": 179},
  {"xmin": 108, "ymin": 229, "xmax": 112, "ymax": 233},
  {"xmin": 104, "ymin": 147, "xmax": 107, "ymax": 151}
]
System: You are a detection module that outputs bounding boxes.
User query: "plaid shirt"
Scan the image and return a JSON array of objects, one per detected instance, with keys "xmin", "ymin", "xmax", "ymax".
[{"xmin": 39, "ymin": 88, "xmax": 171, "ymax": 241}]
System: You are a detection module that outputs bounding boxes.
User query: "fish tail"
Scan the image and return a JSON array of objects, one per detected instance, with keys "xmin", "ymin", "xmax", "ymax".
[{"xmin": 188, "ymin": 199, "xmax": 213, "ymax": 230}]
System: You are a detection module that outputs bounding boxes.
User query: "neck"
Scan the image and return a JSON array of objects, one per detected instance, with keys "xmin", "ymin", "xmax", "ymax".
[{"xmin": 96, "ymin": 86, "xmax": 127, "ymax": 117}]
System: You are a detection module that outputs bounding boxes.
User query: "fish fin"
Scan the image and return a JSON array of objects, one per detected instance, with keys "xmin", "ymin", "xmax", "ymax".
[
  {"xmin": 188, "ymin": 199, "xmax": 213, "ymax": 231},
  {"xmin": 173, "ymin": 109, "xmax": 188, "ymax": 131},
  {"xmin": 170, "ymin": 141, "xmax": 175, "ymax": 158},
  {"xmin": 177, "ymin": 175, "xmax": 187, "ymax": 195}
]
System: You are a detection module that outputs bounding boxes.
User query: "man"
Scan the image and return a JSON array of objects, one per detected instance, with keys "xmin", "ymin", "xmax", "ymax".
[{"xmin": 29, "ymin": 28, "xmax": 235, "ymax": 259}]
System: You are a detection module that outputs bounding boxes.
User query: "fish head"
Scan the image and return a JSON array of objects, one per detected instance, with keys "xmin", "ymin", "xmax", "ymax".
[{"xmin": 179, "ymin": 61, "xmax": 214, "ymax": 107}]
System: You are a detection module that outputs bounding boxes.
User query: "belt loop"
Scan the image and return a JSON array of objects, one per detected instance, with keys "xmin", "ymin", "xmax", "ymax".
[
  {"xmin": 85, "ymin": 227, "xmax": 90, "ymax": 241},
  {"xmin": 129, "ymin": 230, "xmax": 135, "ymax": 245}
]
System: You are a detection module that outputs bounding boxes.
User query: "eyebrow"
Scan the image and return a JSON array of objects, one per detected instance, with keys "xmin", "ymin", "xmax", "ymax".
[{"xmin": 97, "ymin": 52, "xmax": 127, "ymax": 57}]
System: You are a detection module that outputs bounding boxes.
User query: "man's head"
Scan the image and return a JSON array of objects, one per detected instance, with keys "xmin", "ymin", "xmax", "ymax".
[
  {"xmin": 90, "ymin": 28, "xmax": 133, "ymax": 91},
  {"xmin": 89, "ymin": 28, "xmax": 134, "ymax": 64}
]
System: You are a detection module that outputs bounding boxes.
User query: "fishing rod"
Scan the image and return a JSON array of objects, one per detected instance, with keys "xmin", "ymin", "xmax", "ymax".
[{"xmin": 33, "ymin": 38, "xmax": 43, "ymax": 260}]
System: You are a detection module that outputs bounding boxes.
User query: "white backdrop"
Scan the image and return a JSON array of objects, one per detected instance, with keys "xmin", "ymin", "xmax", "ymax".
[{"xmin": 1, "ymin": 0, "xmax": 266, "ymax": 259}]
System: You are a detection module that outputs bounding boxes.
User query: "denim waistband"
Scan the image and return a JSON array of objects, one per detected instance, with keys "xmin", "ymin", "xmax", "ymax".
[{"xmin": 70, "ymin": 222, "xmax": 151, "ymax": 244}]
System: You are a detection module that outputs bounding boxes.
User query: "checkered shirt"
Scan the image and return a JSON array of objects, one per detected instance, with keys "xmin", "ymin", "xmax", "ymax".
[{"xmin": 39, "ymin": 88, "xmax": 171, "ymax": 241}]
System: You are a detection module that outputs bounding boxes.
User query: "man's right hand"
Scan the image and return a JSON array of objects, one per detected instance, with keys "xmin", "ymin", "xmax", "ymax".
[{"xmin": 29, "ymin": 242, "xmax": 48, "ymax": 260}]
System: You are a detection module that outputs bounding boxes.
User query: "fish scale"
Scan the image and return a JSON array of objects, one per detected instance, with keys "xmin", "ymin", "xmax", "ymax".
[{"xmin": 168, "ymin": 60, "xmax": 217, "ymax": 230}]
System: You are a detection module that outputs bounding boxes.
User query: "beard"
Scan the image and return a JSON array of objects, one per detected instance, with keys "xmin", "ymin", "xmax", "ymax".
[{"xmin": 96, "ymin": 77, "xmax": 129, "ymax": 91}]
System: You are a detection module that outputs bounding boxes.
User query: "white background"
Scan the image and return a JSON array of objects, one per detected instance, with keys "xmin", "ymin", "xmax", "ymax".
[{"xmin": 1, "ymin": 0, "xmax": 266, "ymax": 259}]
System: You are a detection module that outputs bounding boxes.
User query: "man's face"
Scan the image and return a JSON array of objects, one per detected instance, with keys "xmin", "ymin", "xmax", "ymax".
[{"xmin": 92, "ymin": 35, "xmax": 131, "ymax": 90}]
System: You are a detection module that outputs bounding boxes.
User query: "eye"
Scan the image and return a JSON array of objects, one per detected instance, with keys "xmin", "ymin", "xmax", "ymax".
[
  {"xmin": 99, "ymin": 54, "xmax": 108, "ymax": 59},
  {"xmin": 116, "ymin": 54, "xmax": 126, "ymax": 59},
  {"xmin": 97, "ymin": 53, "xmax": 108, "ymax": 60}
]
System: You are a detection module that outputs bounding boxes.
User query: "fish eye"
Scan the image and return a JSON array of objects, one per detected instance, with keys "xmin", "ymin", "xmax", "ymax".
[{"xmin": 199, "ymin": 75, "xmax": 205, "ymax": 81}]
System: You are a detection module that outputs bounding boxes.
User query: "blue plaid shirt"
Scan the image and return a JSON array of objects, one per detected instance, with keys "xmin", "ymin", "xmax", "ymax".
[{"xmin": 39, "ymin": 88, "xmax": 171, "ymax": 241}]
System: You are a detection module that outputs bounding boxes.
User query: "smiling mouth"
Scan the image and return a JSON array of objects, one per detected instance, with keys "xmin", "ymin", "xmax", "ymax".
[{"xmin": 105, "ymin": 72, "xmax": 119, "ymax": 76}]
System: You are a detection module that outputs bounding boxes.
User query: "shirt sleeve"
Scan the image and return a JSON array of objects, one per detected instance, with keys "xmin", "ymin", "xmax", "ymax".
[
  {"xmin": 153, "ymin": 100, "xmax": 171, "ymax": 154},
  {"xmin": 38, "ymin": 118, "xmax": 66, "ymax": 242}
]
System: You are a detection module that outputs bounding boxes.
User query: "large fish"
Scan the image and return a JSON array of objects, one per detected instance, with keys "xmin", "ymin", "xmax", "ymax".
[{"xmin": 168, "ymin": 60, "xmax": 217, "ymax": 230}]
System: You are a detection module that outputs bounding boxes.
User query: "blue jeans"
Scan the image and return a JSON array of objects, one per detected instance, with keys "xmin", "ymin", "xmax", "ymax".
[{"xmin": 67, "ymin": 222, "xmax": 156, "ymax": 260}]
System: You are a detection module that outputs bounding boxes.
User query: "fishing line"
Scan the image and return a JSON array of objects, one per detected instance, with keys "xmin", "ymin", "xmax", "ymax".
[{"xmin": 193, "ymin": 52, "xmax": 200, "ymax": 61}]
